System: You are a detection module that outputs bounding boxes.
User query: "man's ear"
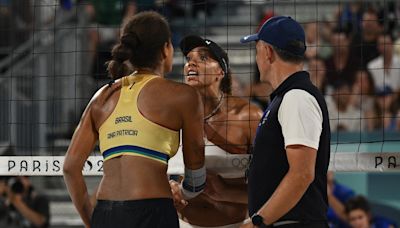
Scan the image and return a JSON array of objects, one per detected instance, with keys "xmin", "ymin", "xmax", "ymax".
[{"xmin": 265, "ymin": 44, "xmax": 276, "ymax": 63}]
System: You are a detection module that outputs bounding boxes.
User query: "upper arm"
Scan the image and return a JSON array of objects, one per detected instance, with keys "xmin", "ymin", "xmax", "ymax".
[
  {"xmin": 64, "ymin": 102, "xmax": 98, "ymax": 172},
  {"xmin": 179, "ymin": 87, "xmax": 205, "ymax": 169},
  {"xmin": 278, "ymin": 89, "xmax": 322, "ymax": 150}
]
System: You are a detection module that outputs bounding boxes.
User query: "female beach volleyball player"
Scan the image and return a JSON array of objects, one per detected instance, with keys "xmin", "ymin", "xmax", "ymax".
[
  {"xmin": 63, "ymin": 12, "xmax": 206, "ymax": 228},
  {"xmin": 168, "ymin": 36, "xmax": 262, "ymax": 228}
]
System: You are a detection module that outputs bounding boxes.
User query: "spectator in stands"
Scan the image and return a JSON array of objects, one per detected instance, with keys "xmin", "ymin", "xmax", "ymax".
[
  {"xmin": 350, "ymin": 8, "xmax": 383, "ymax": 68},
  {"xmin": 305, "ymin": 22, "xmax": 319, "ymax": 59},
  {"xmin": 257, "ymin": 9, "xmax": 275, "ymax": 31},
  {"xmin": 345, "ymin": 195, "xmax": 396, "ymax": 228},
  {"xmin": 136, "ymin": 0, "xmax": 184, "ymax": 19},
  {"xmin": 308, "ymin": 57, "xmax": 328, "ymax": 94},
  {"xmin": 327, "ymin": 171, "xmax": 355, "ymax": 228},
  {"xmin": 367, "ymin": 34, "xmax": 400, "ymax": 93},
  {"xmin": 156, "ymin": 0, "xmax": 185, "ymax": 19},
  {"xmin": 365, "ymin": 85, "xmax": 400, "ymax": 132},
  {"xmin": 378, "ymin": 1, "xmax": 397, "ymax": 37},
  {"xmin": 334, "ymin": 1, "xmax": 364, "ymax": 35},
  {"xmin": 191, "ymin": 0, "xmax": 216, "ymax": 18},
  {"xmin": 394, "ymin": 37, "xmax": 400, "ymax": 59},
  {"xmin": 0, "ymin": 176, "xmax": 50, "ymax": 228},
  {"xmin": 305, "ymin": 22, "xmax": 332, "ymax": 60},
  {"xmin": 326, "ymin": 80, "xmax": 363, "ymax": 132},
  {"xmin": 325, "ymin": 28, "xmax": 358, "ymax": 87},
  {"xmin": 134, "ymin": 0, "xmax": 156, "ymax": 11},
  {"xmin": 351, "ymin": 69, "xmax": 375, "ymax": 117},
  {"xmin": 85, "ymin": 0, "xmax": 136, "ymax": 83},
  {"xmin": 318, "ymin": 20, "xmax": 336, "ymax": 56}
]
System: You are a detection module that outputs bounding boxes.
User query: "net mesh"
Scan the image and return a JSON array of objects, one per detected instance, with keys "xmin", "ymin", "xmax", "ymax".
[{"xmin": 0, "ymin": 0, "xmax": 400, "ymax": 175}]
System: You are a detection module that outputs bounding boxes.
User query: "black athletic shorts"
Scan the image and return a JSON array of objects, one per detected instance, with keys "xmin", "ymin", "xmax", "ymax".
[{"xmin": 91, "ymin": 198, "xmax": 179, "ymax": 228}]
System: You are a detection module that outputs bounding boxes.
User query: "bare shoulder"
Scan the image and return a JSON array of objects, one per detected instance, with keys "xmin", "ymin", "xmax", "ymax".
[
  {"xmin": 242, "ymin": 103, "xmax": 263, "ymax": 122},
  {"xmin": 159, "ymin": 78, "xmax": 196, "ymax": 93},
  {"xmin": 156, "ymin": 78, "xmax": 200, "ymax": 103},
  {"xmin": 228, "ymin": 96, "xmax": 263, "ymax": 121},
  {"xmin": 90, "ymin": 80, "xmax": 122, "ymax": 112}
]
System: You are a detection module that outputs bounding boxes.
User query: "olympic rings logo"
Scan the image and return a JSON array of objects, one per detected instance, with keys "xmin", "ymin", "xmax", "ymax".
[{"xmin": 231, "ymin": 157, "xmax": 250, "ymax": 170}]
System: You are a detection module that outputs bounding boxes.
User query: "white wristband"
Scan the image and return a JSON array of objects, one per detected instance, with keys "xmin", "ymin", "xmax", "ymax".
[{"xmin": 180, "ymin": 166, "xmax": 206, "ymax": 199}]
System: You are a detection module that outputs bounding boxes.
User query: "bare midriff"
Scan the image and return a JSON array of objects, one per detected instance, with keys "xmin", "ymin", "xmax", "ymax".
[{"xmin": 96, "ymin": 156, "xmax": 172, "ymax": 201}]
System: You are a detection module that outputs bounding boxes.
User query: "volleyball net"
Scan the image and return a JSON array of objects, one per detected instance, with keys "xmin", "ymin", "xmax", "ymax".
[{"xmin": 0, "ymin": 0, "xmax": 400, "ymax": 176}]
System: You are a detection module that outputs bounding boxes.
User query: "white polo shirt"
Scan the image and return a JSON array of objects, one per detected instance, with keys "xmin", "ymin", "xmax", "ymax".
[{"xmin": 278, "ymin": 89, "xmax": 323, "ymax": 150}]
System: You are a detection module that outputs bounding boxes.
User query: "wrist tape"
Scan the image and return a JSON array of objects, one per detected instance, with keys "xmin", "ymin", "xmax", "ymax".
[{"xmin": 180, "ymin": 166, "xmax": 206, "ymax": 199}]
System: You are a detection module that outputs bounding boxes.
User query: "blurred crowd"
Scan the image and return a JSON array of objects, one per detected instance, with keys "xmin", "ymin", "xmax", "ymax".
[
  {"xmin": 248, "ymin": 1, "xmax": 400, "ymax": 134},
  {"xmin": 2, "ymin": 1, "xmax": 400, "ymax": 134},
  {"xmin": 304, "ymin": 2, "xmax": 400, "ymax": 133},
  {"xmin": 83, "ymin": 0, "xmax": 400, "ymax": 136}
]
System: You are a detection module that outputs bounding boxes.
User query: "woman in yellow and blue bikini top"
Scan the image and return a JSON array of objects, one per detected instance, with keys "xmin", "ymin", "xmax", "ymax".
[{"xmin": 63, "ymin": 11, "xmax": 206, "ymax": 228}]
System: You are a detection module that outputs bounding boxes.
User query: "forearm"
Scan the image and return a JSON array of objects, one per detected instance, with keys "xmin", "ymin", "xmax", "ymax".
[
  {"xmin": 258, "ymin": 171, "xmax": 312, "ymax": 224},
  {"xmin": 64, "ymin": 170, "xmax": 93, "ymax": 227},
  {"xmin": 13, "ymin": 200, "xmax": 46, "ymax": 227}
]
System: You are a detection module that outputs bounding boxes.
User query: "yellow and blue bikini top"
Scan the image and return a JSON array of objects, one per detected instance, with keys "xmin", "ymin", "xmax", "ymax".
[{"xmin": 98, "ymin": 74, "xmax": 180, "ymax": 164}]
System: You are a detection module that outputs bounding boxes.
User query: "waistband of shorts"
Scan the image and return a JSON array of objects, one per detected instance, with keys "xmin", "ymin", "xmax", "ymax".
[
  {"xmin": 269, "ymin": 221, "xmax": 300, "ymax": 227},
  {"xmin": 268, "ymin": 220, "xmax": 327, "ymax": 227},
  {"xmin": 179, "ymin": 218, "xmax": 244, "ymax": 228},
  {"xmin": 96, "ymin": 198, "xmax": 173, "ymax": 209}
]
